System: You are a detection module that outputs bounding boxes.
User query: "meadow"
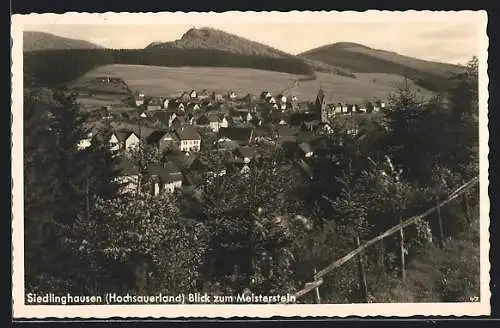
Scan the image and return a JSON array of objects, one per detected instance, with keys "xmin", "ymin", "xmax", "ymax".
[{"xmin": 82, "ymin": 64, "xmax": 435, "ymax": 104}]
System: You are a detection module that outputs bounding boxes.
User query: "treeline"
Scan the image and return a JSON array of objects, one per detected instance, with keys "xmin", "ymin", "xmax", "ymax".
[
  {"xmin": 23, "ymin": 58, "xmax": 479, "ymax": 303},
  {"xmin": 24, "ymin": 48, "xmax": 315, "ymax": 88}
]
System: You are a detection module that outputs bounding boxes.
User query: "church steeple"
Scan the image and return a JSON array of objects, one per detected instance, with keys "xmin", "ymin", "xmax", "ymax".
[{"xmin": 315, "ymin": 87, "xmax": 327, "ymax": 123}]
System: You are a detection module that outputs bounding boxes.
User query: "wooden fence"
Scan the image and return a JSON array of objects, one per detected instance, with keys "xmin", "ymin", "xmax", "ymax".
[{"xmin": 293, "ymin": 175, "xmax": 480, "ymax": 301}]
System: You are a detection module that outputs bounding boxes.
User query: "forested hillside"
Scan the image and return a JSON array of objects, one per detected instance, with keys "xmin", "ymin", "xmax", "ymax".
[{"xmin": 24, "ymin": 48, "xmax": 315, "ymax": 88}]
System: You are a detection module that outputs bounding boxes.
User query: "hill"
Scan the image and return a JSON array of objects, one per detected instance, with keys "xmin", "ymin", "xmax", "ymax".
[
  {"xmin": 80, "ymin": 64, "xmax": 435, "ymax": 104},
  {"xmin": 23, "ymin": 31, "xmax": 104, "ymax": 52},
  {"xmin": 300, "ymin": 42, "xmax": 465, "ymax": 92},
  {"xmin": 145, "ymin": 27, "xmax": 353, "ymax": 77}
]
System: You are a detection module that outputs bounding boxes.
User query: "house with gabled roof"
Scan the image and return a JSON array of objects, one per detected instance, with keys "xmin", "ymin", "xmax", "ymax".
[
  {"xmin": 115, "ymin": 157, "xmax": 140, "ymax": 194},
  {"xmin": 189, "ymin": 90, "xmax": 198, "ymax": 99},
  {"xmin": 198, "ymin": 89, "xmax": 210, "ymax": 101},
  {"xmin": 110, "ymin": 130, "xmax": 141, "ymax": 152},
  {"xmin": 147, "ymin": 97, "xmax": 164, "ymax": 111},
  {"xmin": 234, "ymin": 146, "xmax": 258, "ymax": 163},
  {"xmin": 148, "ymin": 161, "xmax": 183, "ymax": 195},
  {"xmin": 176, "ymin": 126, "xmax": 201, "ymax": 152}
]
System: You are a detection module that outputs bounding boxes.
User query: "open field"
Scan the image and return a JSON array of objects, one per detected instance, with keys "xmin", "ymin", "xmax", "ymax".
[{"xmin": 82, "ymin": 64, "xmax": 435, "ymax": 104}]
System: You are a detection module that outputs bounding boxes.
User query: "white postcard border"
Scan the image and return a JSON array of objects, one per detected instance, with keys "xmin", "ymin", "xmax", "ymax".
[{"xmin": 11, "ymin": 10, "xmax": 491, "ymax": 318}]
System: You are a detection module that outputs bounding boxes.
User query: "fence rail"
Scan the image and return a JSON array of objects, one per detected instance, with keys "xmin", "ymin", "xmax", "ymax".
[{"xmin": 294, "ymin": 175, "xmax": 479, "ymax": 300}]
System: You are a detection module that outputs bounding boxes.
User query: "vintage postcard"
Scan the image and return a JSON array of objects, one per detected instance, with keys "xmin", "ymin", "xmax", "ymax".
[{"xmin": 11, "ymin": 10, "xmax": 490, "ymax": 319}]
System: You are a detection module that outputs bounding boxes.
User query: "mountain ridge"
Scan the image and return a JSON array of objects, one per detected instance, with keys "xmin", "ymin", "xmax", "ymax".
[{"xmin": 24, "ymin": 31, "xmax": 104, "ymax": 52}]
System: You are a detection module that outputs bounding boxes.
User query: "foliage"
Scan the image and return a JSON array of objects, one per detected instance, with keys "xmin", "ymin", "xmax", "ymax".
[{"xmin": 71, "ymin": 192, "xmax": 210, "ymax": 294}]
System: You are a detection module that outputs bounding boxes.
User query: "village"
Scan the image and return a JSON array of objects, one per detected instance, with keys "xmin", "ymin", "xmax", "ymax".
[{"xmin": 77, "ymin": 76, "xmax": 388, "ymax": 198}]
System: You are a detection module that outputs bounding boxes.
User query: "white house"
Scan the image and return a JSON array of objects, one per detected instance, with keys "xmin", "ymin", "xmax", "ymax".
[
  {"xmin": 77, "ymin": 132, "xmax": 93, "ymax": 150},
  {"xmin": 116, "ymin": 158, "xmax": 139, "ymax": 195},
  {"xmin": 124, "ymin": 132, "xmax": 141, "ymax": 151},
  {"xmin": 291, "ymin": 95, "xmax": 298, "ymax": 102},
  {"xmin": 163, "ymin": 98, "xmax": 170, "ymax": 109},
  {"xmin": 228, "ymin": 91, "xmax": 237, "ymax": 100},
  {"xmin": 269, "ymin": 97, "xmax": 276, "ymax": 104},
  {"xmin": 178, "ymin": 103, "xmax": 185, "ymax": 111},
  {"xmin": 208, "ymin": 115, "xmax": 228, "ymax": 132},
  {"xmin": 280, "ymin": 95, "xmax": 287, "ymax": 103},
  {"xmin": 381, "ymin": 102, "xmax": 386, "ymax": 109},
  {"xmin": 189, "ymin": 90, "xmax": 198, "ymax": 99},
  {"xmin": 342, "ymin": 105, "xmax": 349, "ymax": 113},
  {"xmin": 272, "ymin": 103, "xmax": 279, "ymax": 109},
  {"xmin": 176, "ymin": 126, "xmax": 201, "ymax": 152}
]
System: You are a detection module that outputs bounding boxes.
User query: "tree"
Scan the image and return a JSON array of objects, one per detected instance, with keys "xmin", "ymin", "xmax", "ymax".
[{"xmin": 71, "ymin": 192, "xmax": 210, "ymax": 294}]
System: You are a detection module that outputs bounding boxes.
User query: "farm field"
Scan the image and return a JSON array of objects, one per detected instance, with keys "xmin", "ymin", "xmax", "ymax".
[{"xmin": 82, "ymin": 64, "xmax": 435, "ymax": 104}]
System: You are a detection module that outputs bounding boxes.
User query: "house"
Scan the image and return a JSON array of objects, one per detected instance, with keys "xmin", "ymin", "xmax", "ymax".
[
  {"xmin": 334, "ymin": 103, "xmax": 342, "ymax": 114},
  {"xmin": 189, "ymin": 90, "xmax": 198, "ymax": 99},
  {"xmin": 176, "ymin": 126, "xmax": 201, "ymax": 152},
  {"xmin": 260, "ymin": 91, "xmax": 272, "ymax": 100},
  {"xmin": 116, "ymin": 158, "xmax": 140, "ymax": 194},
  {"xmin": 228, "ymin": 91, "xmax": 237, "ymax": 100},
  {"xmin": 195, "ymin": 115, "xmax": 211, "ymax": 128},
  {"xmin": 268, "ymin": 97, "xmax": 277, "ymax": 104},
  {"xmin": 146, "ymin": 130, "xmax": 178, "ymax": 154},
  {"xmin": 218, "ymin": 127, "xmax": 254, "ymax": 146},
  {"xmin": 110, "ymin": 130, "xmax": 141, "ymax": 151},
  {"xmin": 342, "ymin": 104, "xmax": 349, "ymax": 113},
  {"xmin": 178, "ymin": 103, "xmax": 185, "ymax": 111},
  {"xmin": 234, "ymin": 146, "xmax": 258, "ymax": 163},
  {"xmin": 298, "ymin": 142, "xmax": 314, "ymax": 158},
  {"xmin": 291, "ymin": 95, "xmax": 298, "ymax": 102},
  {"xmin": 198, "ymin": 89, "xmax": 210, "ymax": 101},
  {"xmin": 124, "ymin": 131, "xmax": 141, "ymax": 151},
  {"xmin": 135, "ymin": 91, "xmax": 145, "ymax": 107},
  {"xmin": 227, "ymin": 161, "xmax": 251, "ymax": 176},
  {"xmin": 207, "ymin": 112, "xmax": 229, "ymax": 132},
  {"xmin": 149, "ymin": 161, "xmax": 183, "ymax": 194},
  {"xmin": 242, "ymin": 93, "xmax": 258, "ymax": 103},
  {"xmin": 163, "ymin": 98, "xmax": 170, "ymax": 109},
  {"xmin": 77, "ymin": 132, "xmax": 93, "ymax": 150},
  {"xmin": 147, "ymin": 98, "xmax": 164, "ymax": 111},
  {"xmin": 187, "ymin": 103, "xmax": 201, "ymax": 112},
  {"xmin": 179, "ymin": 92, "xmax": 191, "ymax": 102},
  {"xmin": 277, "ymin": 94, "xmax": 287, "ymax": 104},
  {"xmin": 212, "ymin": 92, "xmax": 224, "ymax": 102}
]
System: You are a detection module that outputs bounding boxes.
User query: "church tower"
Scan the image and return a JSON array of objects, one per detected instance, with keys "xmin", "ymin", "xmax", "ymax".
[{"xmin": 315, "ymin": 87, "xmax": 328, "ymax": 123}]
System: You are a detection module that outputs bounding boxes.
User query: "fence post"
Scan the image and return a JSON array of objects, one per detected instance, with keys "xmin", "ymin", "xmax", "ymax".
[
  {"xmin": 436, "ymin": 195, "xmax": 445, "ymax": 249},
  {"xmin": 399, "ymin": 217, "xmax": 406, "ymax": 281},
  {"xmin": 356, "ymin": 235, "xmax": 369, "ymax": 303},
  {"xmin": 313, "ymin": 268, "xmax": 321, "ymax": 304}
]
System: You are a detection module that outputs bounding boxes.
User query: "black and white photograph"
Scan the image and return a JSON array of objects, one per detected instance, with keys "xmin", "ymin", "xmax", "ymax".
[{"xmin": 11, "ymin": 10, "xmax": 490, "ymax": 318}]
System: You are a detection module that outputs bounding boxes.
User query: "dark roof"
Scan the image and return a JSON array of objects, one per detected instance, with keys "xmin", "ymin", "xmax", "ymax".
[
  {"xmin": 149, "ymin": 161, "xmax": 183, "ymax": 183},
  {"xmin": 176, "ymin": 126, "xmax": 201, "ymax": 140},
  {"xmin": 219, "ymin": 127, "xmax": 254, "ymax": 145},
  {"xmin": 236, "ymin": 146, "xmax": 257, "ymax": 159},
  {"xmin": 196, "ymin": 115, "xmax": 210, "ymax": 125},
  {"xmin": 146, "ymin": 130, "xmax": 168, "ymax": 144},
  {"xmin": 298, "ymin": 142, "xmax": 313, "ymax": 154},
  {"xmin": 114, "ymin": 130, "xmax": 133, "ymax": 142},
  {"xmin": 117, "ymin": 158, "xmax": 138, "ymax": 176}
]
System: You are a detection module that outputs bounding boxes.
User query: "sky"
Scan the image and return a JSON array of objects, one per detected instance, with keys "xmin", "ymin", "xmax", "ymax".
[{"xmin": 24, "ymin": 14, "xmax": 481, "ymax": 65}]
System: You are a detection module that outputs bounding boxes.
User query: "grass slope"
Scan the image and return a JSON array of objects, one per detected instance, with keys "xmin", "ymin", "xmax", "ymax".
[
  {"xmin": 23, "ymin": 31, "xmax": 104, "ymax": 52},
  {"xmin": 81, "ymin": 64, "xmax": 434, "ymax": 104}
]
